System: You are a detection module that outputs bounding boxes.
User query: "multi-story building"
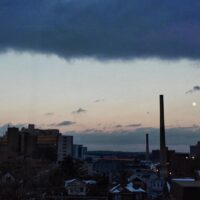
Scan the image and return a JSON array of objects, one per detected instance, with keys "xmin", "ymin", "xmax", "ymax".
[
  {"xmin": 73, "ymin": 144, "xmax": 87, "ymax": 160},
  {"xmin": 57, "ymin": 135, "xmax": 73, "ymax": 162},
  {"xmin": 20, "ymin": 131, "xmax": 37, "ymax": 156},
  {"xmin": 7, "ymin": 127, "xmax": 21, "ymax": 153},
  {"xmin": 22, "ymin": 125, "xmax": 60, "ymax": 161},
  {"xmin": 0, "ymin": 125, "xmax": 60, "ymax": 162},
  {"xmin": 0, "ymin": 124, "xmax": 89, "ymax": 163}
]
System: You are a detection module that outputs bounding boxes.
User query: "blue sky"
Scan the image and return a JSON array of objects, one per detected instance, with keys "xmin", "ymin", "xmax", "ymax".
[{"xmin": 1, "ymin": 51, "xmax": 200, "ymax": 152}]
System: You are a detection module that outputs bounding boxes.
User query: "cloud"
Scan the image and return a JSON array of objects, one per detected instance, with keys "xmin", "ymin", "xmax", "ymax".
[
  {"xmin": 186, "ymin": 86, "xmax": 200, "ymax": 94},
  {"xmin": 114, "ymin": 124, "xmax": 123, "ymax": 128},
  {"xmin": 83, "ymin": 128, "xmax": 102, "ymax": 133},
  {"xmin": 94, "ymin": 99, "xmax": 104, "ymax": 103},
  {"xmin": 0, "ymin": 0, "xmax": 200, "ymax": 59},
  {"xmin": 65, "ymin": 126, "xmax": 200, "ymax": 152},
  {"xmin": 44, "ymin": 112, "xmax": 54, "ymax": 116},
  {"xmin": 55, "ymin": 121, "xmax": 76, "ymax": 126},
  {"xmin": 72, "ymin": 108, "xmax": 87, "ymax": 114},
  {"xmin": 126, "ymin": 123, "xmax": 142, "ymax": 128},
  {"xmin": 83, "ymin": 129, "xmax": 96, "ymax": 132}
]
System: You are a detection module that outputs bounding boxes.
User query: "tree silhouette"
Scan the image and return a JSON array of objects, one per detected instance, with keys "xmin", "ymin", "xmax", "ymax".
[{"xmin": 60, "ymin": 156, "xmax": 87, "ymax": 179}]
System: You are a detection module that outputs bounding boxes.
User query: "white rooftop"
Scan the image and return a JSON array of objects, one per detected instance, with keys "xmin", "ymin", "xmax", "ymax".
[
  {"xmin": 110, "ymin": 183, "xmax": 145, "ymax": 194},
  {"xmin": 126, "ymin": 182, "xmax": 145, "ymax": 193}
]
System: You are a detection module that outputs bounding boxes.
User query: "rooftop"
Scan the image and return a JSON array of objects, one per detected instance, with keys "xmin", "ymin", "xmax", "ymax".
[{"xmin": 172, "ymin": 180, "xmax": 200, "ymax": 188}]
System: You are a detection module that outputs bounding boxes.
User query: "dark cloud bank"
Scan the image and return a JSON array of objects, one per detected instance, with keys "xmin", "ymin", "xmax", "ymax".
[
  {"xmin": 65, "ymin": 126, "xmax": 200, "ymax": 152},
  {"xmin": 0, "ymin": 123, "xmax": 200, "ymax": 151},
  {"xmin": 1, "ymin": 0, "xmax": 200, "ymax": 59}
]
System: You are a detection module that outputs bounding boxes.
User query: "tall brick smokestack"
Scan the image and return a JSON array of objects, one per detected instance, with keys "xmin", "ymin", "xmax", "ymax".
[
  {"xmin": 160, "ymin": 95, "xmax": 167, "ymax": 178},
  {"xmin": 146, "ymin": 133, "xmax": 149, "ymax": 160}
]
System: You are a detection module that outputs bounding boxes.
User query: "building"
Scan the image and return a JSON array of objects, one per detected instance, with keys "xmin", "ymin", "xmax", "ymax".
[
  {"xmin": 190, "ymin": 141, "xmax": 200, "ymax": 156},
  {"xmin": 151, "ymin": 149, "xmax": 175, "ymax": 162},
  {"xmin": 57, "ymin": 135, "xmax": 73, "ymax": 162},
  {"xmin": 159, "ymin": 95, "xmax": 168, "ymax": 178},
  {"xmin": 5, "ymin": 127, "xmax": 37, "ymax": 157},
  {"xmin": 0, "ymin": 125, "xmax": 60, "ymax": 162},
  {"xmin": 64, "ymin": 179, "xmax": 97, "ymax": 196},
  {"xmin": 65, "ymin": 179, "xmax": 86, "ymax": 196},
  {"xmin": 0, "ymin": 124, "xmax": 88, "ymax": 163},
  {"xmin": 21, "ymin": 125, "xmax": 60, "ymax": 161},
  {"xmin": 169, "ymin": 152, "xmax": 200, "ymax": 177},
  {"xmin": 150, "ymin": 177, "xmax": 166, "ymax": 199},
  {"xmin": 128, "ymin": 170, "xmax": 167, "ymax": 199},
  {"xmin": 20, "ymin": 132, "xmax": 37, "ymax": 156},
  {"xmin": 73, "ymin": 144, "xmax": 87, "ymax": 160},
  {"xmin": 0, "ymin": 172, "xmax": 15, "ymax": 184},
  {"xmin": 7, "ymin": 127, "xmax": 21, "ymax": 153},
  {"xmin": 171, "ymin": 179, "xmax": 200, "ymax": 200},
  {"xmin": 109, "ymin": 182, "xmax": 146, "ymax": 200}
]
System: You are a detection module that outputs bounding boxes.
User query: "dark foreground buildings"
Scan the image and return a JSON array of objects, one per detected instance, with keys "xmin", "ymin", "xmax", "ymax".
[
  {"xmin": 0, "ymin": 124, "xmax": 88, "ymax": 163},
  {"xmin": 0, "ymin": 124, "xmax": 59, "ymax": 162},
  {"xmin": 0, "ymin": 124, "xmax": 88, "ymax": 164},
  {"xmin": 171, "ymin": 179, "xmax": 200, "ymax": 200}
]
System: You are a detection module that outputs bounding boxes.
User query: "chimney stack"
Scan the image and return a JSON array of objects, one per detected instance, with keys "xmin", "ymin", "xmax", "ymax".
[
  {"xmin": 159, "ymin": 95, "xmax": 167, "ymax": 178},
  {"xmin": 146, "ymin": 133, "xmax": 149, "ymax": 160}
]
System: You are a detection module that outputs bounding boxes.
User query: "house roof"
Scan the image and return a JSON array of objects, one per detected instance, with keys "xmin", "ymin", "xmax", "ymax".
[
  {"xmin": 110, "ymin": 184, "xmax": 121, "ymax": 193},
  {"xmin": 65, "ymin": 179, "xmax": 77, "ymax": 185},
  {"xmin": 65, "ymin": 179, "xmax": 97, "ymax": 186},
  {"xmin": 126, "ymin": 183, "xmax": 145, "ymax": 193},
  {"xmin": 110, "ymin": 182, "xmax": 146, "ymax": 194}
]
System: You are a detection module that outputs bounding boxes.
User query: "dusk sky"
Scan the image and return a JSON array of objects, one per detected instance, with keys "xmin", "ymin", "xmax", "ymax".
[{"xmin": 1, "ymin": 0, "xmax": 200, "ymax": 152}]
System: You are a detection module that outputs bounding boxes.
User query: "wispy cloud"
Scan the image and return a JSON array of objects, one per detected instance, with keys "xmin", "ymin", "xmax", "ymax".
[
  {"xmin": 44, "ymin": 112, "xmax": 54, "ymax": 116},
  {"xmin": 52, "ymin": 121, "xmax": 76, "ymax": 127},
  {"xmin": 82, "ymin": 128, "xmax": 102, "ymax": 133},
  {"xmin": 126, "ymin": 123, "xmax": 142, "ymax": 128},
  {"xmin": 94, "ymin": 99, "xmax": 104, "ymax": 103},
  {"xmin": 72, "ymin": 108, "xmax": 87, "ymax": 114},
  {"xmin": 114, "ymin": 124, "xmax": 123, "ymax": 128},
  {"xmin": 186, "ymin": 86, "xmax": 200, "ymax": 94}
]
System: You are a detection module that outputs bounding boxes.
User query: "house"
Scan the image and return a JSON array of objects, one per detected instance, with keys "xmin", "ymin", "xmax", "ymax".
[
  {"xmin": 128, "ymin": 171, "xmax": 167, "ymax": 199},
  {"xmin": 149, "ymin": 177, "xmax": 166, "ymax": 199},
  {"xmin": 0, "ymin": 172, "xmax": 15, "ymax": 184},
  {"xmin": 64, "ymin": 179, "xmax": 97, "ymax": 196},
  {"xmin": 128, "ymin": 175, "xmax": 146, "ymax": 189},
  {"xmin": 65, "ymin": 179, "xmax": 87, "ymax": 196},
  {"xmin": 109, "ymin": 182, "xmax": 146, "ymax": 200}
]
